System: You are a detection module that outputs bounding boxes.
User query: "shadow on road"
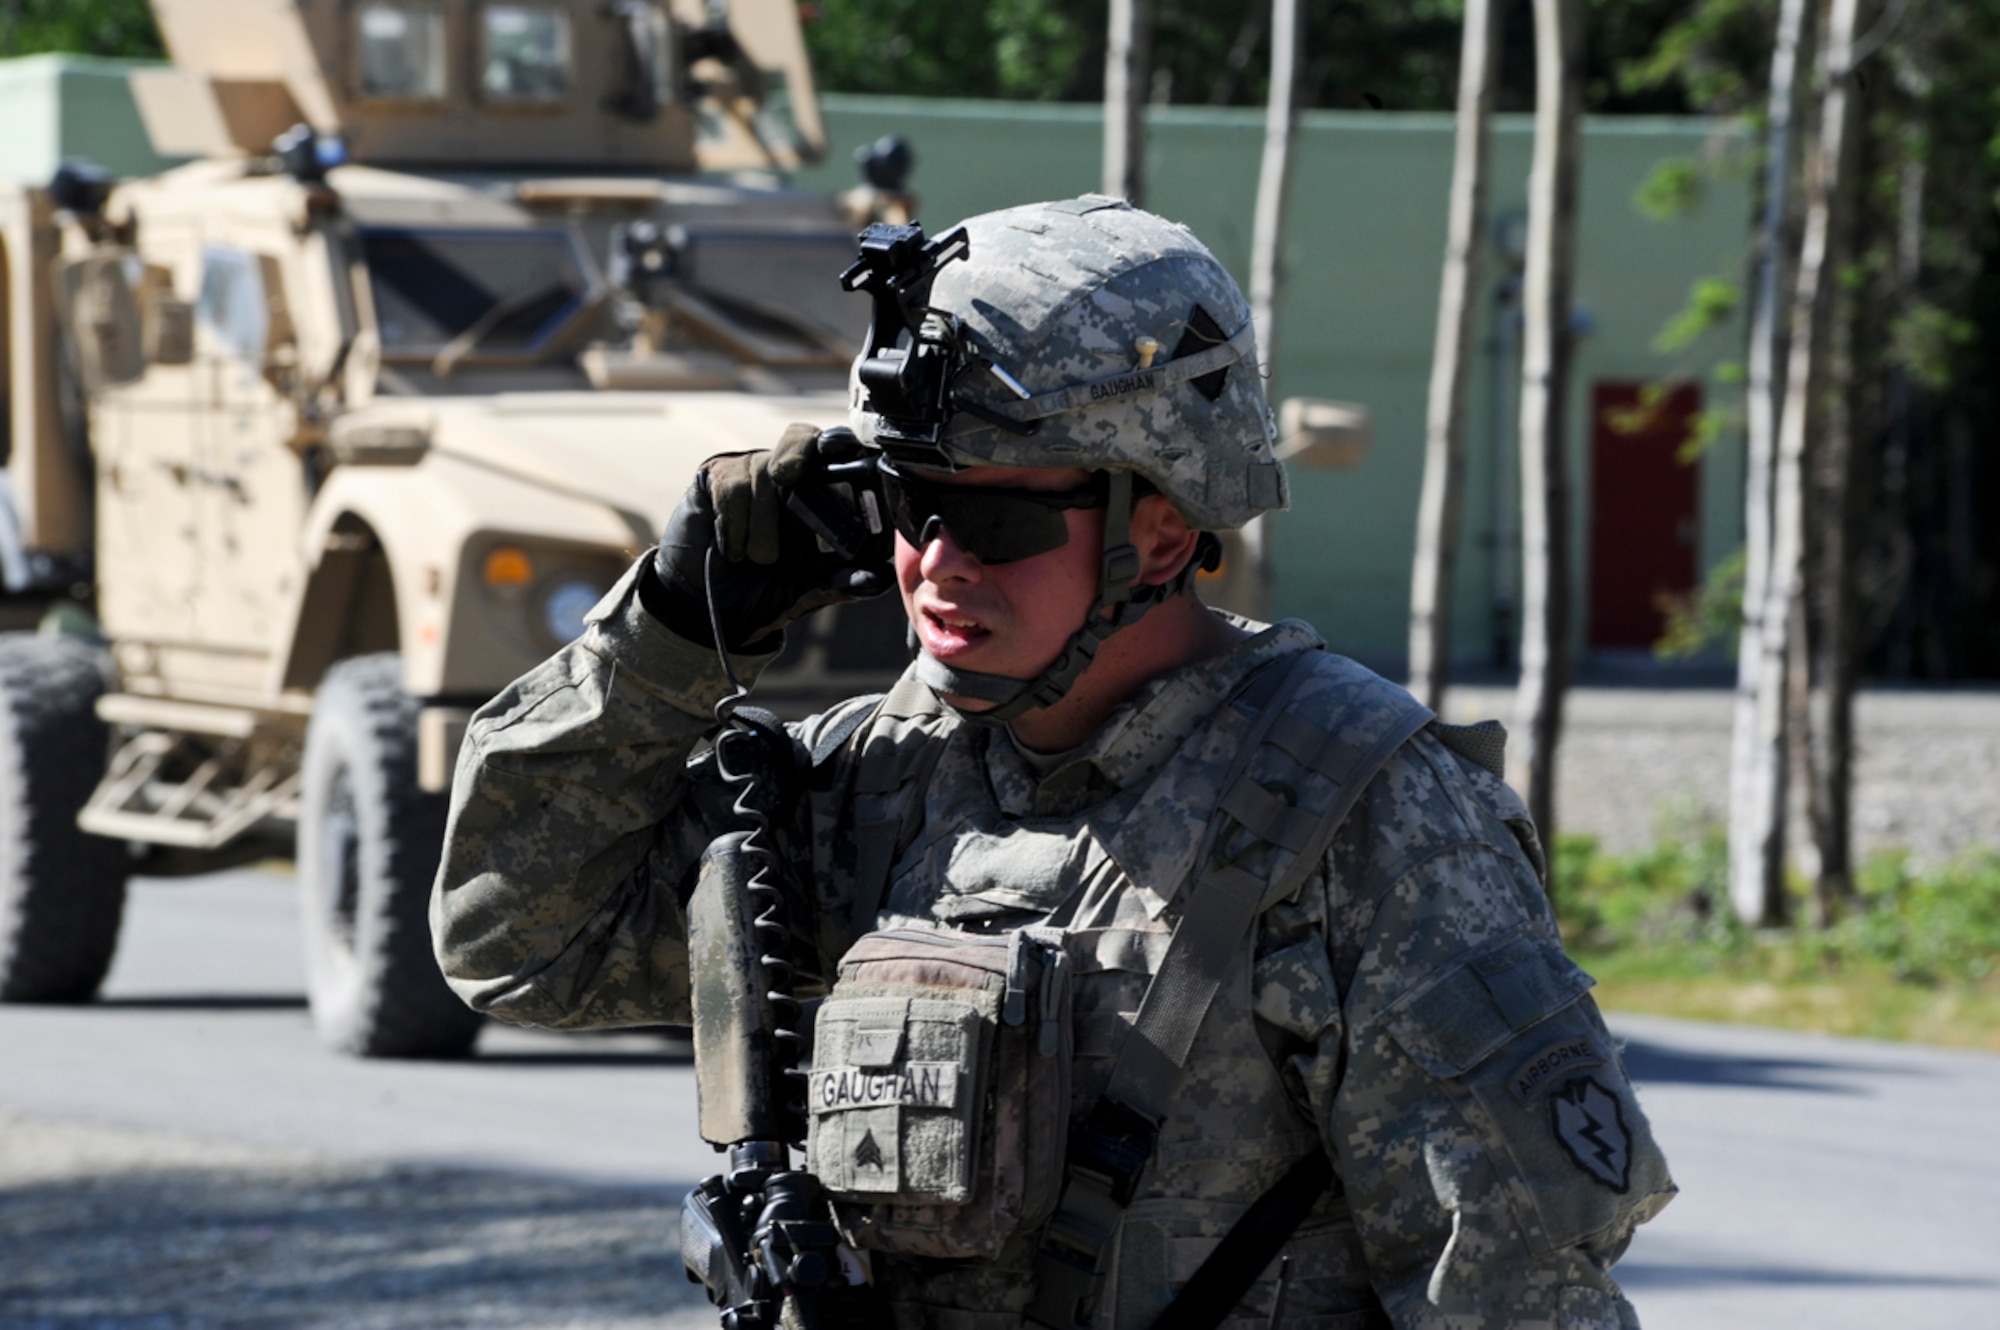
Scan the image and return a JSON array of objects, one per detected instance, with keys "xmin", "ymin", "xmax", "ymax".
[
  {"xmin": 474, "ymin": 1049, "xmax": 695, "ymax": 1068},
  {"xmin": 1618, "ymin": 1259, "xmax": 1999, "ymax": 1292},
  {"xmin": 93, "ymin": 993, "xmax": 310, "ymax": 1011},
  {"xmin": 1617, "ymin": 1040, "xmax": 1924, "ymax": 1095},
  {"xmin": 0, "ymin": 1157, "xmax": 706, "ymax": 1328}
]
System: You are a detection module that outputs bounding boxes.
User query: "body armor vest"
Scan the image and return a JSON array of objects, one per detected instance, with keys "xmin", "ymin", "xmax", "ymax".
[{"xmin": 821, "ymin": 647, "xmax": 1435, "ymax": 1330}]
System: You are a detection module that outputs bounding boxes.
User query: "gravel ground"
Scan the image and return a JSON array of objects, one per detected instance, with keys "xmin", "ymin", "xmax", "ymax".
[
  {"xmin": 1443, "ymin": 686, "xmax": 2000, "ymax": 866},
  {"xmin": 0, "ymin": 1112, "xmax": 716, "ymax": 1330}
]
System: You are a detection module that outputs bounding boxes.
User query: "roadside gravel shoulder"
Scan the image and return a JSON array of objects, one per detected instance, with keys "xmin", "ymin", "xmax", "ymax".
[
  {"xmin": 1442, "ymin": 685, "xmax": 2000, "ymax": 864},
  {"xmin": 0, "ymin": 1111, "xmax": 715, "ymax": 1329}
]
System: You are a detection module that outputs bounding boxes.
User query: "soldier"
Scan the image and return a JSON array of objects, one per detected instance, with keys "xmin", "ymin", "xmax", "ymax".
[{"xmin": 432, "ymin": 196, "xmax": 1674, "ymax": 1329}]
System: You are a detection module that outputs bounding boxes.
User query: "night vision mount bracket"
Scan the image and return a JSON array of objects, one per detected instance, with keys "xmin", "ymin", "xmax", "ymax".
[{"xmin": 839, "ymin": 221, "xmax": 1035, "ymax": 472}]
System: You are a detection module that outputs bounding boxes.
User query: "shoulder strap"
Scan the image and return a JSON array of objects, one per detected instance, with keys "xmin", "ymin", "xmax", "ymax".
[
  {"xmin": 1029, "ymin": 651, "xmax": 1433, "ymax": 1330},
  {"xmin": 1151, "ymin": 1149, "xmax": 1375, "ymax": 1330},
  {"xmin": 809, "ymin": 693, "xmax": 885, "ymax": 768},
  {"xmin": 840, "ymin": 671, "xmax": 951, "ymax": 947}
]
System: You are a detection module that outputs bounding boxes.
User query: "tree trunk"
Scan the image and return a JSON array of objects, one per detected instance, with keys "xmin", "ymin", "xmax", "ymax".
[
  {"xmin": 1508, "ymin": 0, "xmax": 1582, "ymax": 848},
  {"xmin": 1408, "ymin": 0, "xmax": 1502, "ymax": 710},
  {"xmin": 1882, "ymin": 116, "xmax": 1924, "ymax": 678},
  {"xmin": 1743, "ymin": 0, "xmax": 1862, "ymax": 927},
  {"xmin": 1248, "ymin": 0, "xmax": 1300, "ymax": 383},
  {"xmin": 1806, "ymin": 85, "xmax": 1868, "ymax": 926},
  {"xmin": 1103, "ymin": 0, "xmax": 1155, "ymax": 205},
  {"xmin": 1727, "ymin": 0, "xmax": 1813, "ymax": 927},
  {"xmin": 1806, "ymin": 293, "xmax": 1859, "ymax": 924},
  {"xmin": 1236, "ymin": 0, "xmax": 1302, "ymax": 624}
]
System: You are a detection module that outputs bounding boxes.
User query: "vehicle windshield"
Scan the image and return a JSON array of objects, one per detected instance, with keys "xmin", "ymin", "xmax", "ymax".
[
  {"xmin": 672, "ymin": 228, "xmax": 863, "ymax": 345},
  {"xmin": 361, "ymin": 227, "xmax": 590, "ymax": 358}
]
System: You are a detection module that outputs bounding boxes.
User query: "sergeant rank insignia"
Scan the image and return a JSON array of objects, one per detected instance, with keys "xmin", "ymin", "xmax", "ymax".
[
  {"xmin": 854, "ymin": 1128, "xmax": 886, "ymax": 1171},
  {"xmin": 1550, "ymin": 1076, "xmax": 1631, "ymax": 1192}
]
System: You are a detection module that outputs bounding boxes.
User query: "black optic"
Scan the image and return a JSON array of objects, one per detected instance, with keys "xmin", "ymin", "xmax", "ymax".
[{"xmin": 881, "ymin": 466, "xmax": 1107, "ymax": 566}]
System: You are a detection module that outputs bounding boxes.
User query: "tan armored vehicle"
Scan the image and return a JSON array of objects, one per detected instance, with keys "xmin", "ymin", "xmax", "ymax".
[{"xmin": 0, "ymin": 0, "xmax": 913, "ymax": 1056}]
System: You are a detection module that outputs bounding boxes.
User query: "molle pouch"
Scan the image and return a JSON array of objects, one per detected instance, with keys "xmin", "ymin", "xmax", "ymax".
[{"xmin": 806, "ymin": 925, "xmax": 1073, "ymax": 1260}]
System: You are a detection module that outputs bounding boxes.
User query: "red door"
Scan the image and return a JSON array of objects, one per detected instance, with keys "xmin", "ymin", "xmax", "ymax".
[{"xmin": 1588, "ymin": 381, "xmax": 1701, "ymax": 649}]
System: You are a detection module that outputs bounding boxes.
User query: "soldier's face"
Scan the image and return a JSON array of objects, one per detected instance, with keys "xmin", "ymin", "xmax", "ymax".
[{"xmin": 894, "ymin": 464, "xmax": 1106, "ymax": 696}]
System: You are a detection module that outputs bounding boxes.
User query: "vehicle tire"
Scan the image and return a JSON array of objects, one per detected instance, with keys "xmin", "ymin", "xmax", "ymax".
[
  {"xmin": 298, "ymin": 654, "xmax": 482, "ymax": 1058},
  {"xmin": 0, "ymin": 632, "xmax": 128, "ymax": 1002}
]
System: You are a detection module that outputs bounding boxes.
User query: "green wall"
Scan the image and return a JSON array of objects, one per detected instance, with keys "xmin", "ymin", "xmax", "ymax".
[
  {"xmin": 0, "ymin": 56, "xmax": 184, "ymax": 185},
  {"xmin": 799, "ymin": 96, "xmax": 1751, "ymax": 671}
]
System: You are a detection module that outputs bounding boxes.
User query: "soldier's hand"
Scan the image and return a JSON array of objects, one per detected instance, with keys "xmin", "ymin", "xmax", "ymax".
[{"xmin": 648, "ymin": 425, "xmax": 893, "ymax": 651}]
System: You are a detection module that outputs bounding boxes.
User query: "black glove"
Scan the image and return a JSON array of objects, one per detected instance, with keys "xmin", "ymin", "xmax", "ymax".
[{"xmin": 645, "ymin": 424, "xmax": 893, "ymax": 651}]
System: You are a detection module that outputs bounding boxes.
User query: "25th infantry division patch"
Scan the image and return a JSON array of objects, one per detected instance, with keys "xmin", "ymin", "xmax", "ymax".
[{"xmin": 1550, "ymin": 1076, "xmax": 1632, "ymax": 1192}]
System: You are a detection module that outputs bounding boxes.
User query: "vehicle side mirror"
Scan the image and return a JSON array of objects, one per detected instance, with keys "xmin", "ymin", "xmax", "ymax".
[
  {"xmin": 59, "ymin": 256, "xmax": 145, "ymax": 391},
  {"xmin": 146, "ymin": 296, "xmax": 195, "ymax": 366}
]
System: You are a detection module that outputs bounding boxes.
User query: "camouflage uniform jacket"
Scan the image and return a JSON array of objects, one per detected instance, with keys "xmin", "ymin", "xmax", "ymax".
[{"xmin": 433, "ymin": 563, "xmax": 1676, "ymax": 1330}]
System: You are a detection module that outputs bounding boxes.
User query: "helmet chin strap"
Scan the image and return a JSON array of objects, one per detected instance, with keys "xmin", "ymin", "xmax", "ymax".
[{"xmin": 912, "ymin": 472, "xmax": 1209, "ymax": 729}]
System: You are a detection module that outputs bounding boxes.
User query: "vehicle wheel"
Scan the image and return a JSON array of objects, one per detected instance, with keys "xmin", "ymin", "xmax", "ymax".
[
  {"xmin": 298, "ymin": 654, "xmax": 482, "ymax": 1058},
  {"xmin": 0, "ymin": 633, "xmax": 128, "ymax": 1002}
]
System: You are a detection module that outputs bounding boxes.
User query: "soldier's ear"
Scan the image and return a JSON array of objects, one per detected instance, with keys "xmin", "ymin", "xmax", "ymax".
[{"xmin": 1131, "ymin": 494, "xmax": 1200, "ymax": 587}]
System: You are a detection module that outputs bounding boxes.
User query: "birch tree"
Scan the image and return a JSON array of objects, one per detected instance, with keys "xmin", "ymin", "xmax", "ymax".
[
  {"xmin": 1797, "ymin": 46, "xmax": 1885, "ymax": 923},
  {"xmin": 1508, "ymin": 0, "xmax": 1583, "ymax": 844},
  {"xmin": 1407, "ymin": 0, "xmax": 1502, "ymax": 710},
  {"xmin": 1733, "ymin": 0, "xmax": 1860, "ymax": 926},
  {"xmin": 1725, "ymin": 0, "xmax": 1812, "ymax": 926},
  {"xmin": 1239, "ymin": 0, "xmax": 1302, "ymax": 623},
  {"xmin": 1103, "ymin": 0, "xmax": 1155, "ymax": 204}
]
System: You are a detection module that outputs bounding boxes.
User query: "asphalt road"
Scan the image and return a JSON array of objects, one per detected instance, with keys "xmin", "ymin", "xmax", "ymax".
[{"xmin": 3, "ymin": 866, "xmax": 1997, "ymax": 1328}]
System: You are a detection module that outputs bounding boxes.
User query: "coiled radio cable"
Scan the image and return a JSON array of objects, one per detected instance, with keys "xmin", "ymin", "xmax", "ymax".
[{"xmin": 704, "ymin": 550, "xmax": 810, "ymax": 1145}]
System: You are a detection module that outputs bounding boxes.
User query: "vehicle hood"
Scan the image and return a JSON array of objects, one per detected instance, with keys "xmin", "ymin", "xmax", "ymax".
[{"xmin": 386, "ymin": 390, "xmax": 850, "ymax": 548}]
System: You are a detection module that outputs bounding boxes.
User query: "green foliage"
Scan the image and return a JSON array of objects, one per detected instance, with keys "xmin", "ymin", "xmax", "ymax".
[
  {"xmin": 1653, "ymin": 545, "xmax": 1745, "ymax": 659},
  {"xmin": 805, "ymin": 0, "xmax": 1729, "ymax": 114},
  {"xmin": 1556, "ymin": 811, "xmax": 1739, "ymax": 955},
  {"xmin": 1616, "ymin": 0, "xmax": 1774, "ymax": 116},
  {"xmin": 1653, "ymin": 275, "xmax": 1740, "ymax": 351},
  {"xmin": 1562, "ymin": 828, "xmax": 2000, "ymax": 991},
  {"xmin": 1836, "ymin": 850, "xmax": 2000, "ymax": 985},
  {"xmin": 803, "ymin": 0, "xmax": 1095, "ymax": 102},
  {"xmin": 1635, "ymin": 156, "xmax": 1706, "ymax": 220},
  {"xmin": 0, "ymin": 0, "xmax": 163, "ymax": 59},
  {"xmin": 1891, "ymin": 302, "xmax": 1976, "ymax": 390},
  {"xmin": 1682, "ymin": 404, "xmax": 1737, "ymax": 460}
]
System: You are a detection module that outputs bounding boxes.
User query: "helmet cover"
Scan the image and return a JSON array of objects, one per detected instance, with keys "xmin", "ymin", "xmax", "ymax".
[{"xmin": 848, "ymin": 196, "xmax": 1289, "ymax": 532}]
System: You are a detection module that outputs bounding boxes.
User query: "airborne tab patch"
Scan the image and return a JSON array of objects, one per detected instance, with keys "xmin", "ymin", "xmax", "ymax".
[
  {"xmin": 1508, "ymin": 1035, "xmax": 1606, "ymax": 1105},
  {"xmin": 811, "ymin": 1062, "xmax": 959, "ymax": 1113}
]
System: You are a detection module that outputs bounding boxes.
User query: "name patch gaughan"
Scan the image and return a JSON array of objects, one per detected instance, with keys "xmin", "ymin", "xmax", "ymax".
[
  {"xmin": 1089, "ymin": 370, "xmax": 1159, "ymax": 402},
  {"xmin": 812, "ymin": 1062, "xmax": 959, "ymax": 1112},
  {"xmin": 1507, "ymin": 1036, "xmax": 1606, "ymax": 1105}
]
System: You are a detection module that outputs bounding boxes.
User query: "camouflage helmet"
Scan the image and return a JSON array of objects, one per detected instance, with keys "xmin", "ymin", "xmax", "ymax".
[{"xmin": 848, "ymin": 195, "xmax": 1289, "ymax": 532}]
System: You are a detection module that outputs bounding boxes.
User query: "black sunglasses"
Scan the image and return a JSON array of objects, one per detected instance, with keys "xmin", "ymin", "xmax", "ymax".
[{"xmin": 879, "ymin": 464, "xmax": 1108, "ymax": 565}]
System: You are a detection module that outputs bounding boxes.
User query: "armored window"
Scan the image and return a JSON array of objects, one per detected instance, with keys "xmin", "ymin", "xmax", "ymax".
[
  {"xmin": 196, "ymin": 247, "xmax": 268, "ymax": 364},
  {"xmin": 359, "ymin": 227, "xmax": 591, "ymax": 360},
  {"xmin": 355, "ymin": 2, "xmax": 447, "ymax": 102},
  {"xmin": 480, "ymin": 4, "xmax": 574, "ymax": 104}
]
